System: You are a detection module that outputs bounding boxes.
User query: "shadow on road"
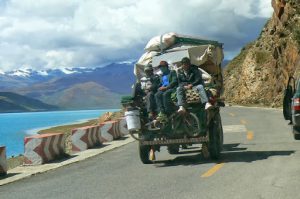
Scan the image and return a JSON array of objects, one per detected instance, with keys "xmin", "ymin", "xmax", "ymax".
[
  {"xmin": 0, "ymin": 173, "xmax": 19, "ymax": 180},
  {"xmin": 221, "ymin": 143, "xmax": 295, "ymax": 163},
  {"xmin": 154, "ymin": 143, "xmax": 295, "ymax": 167},
  {"xmin": 223, "ymin": 143, "xmax": 247, "ymax": 152},
  {"xmin": 154, "ymin": 153, "xmax": 204, "ymax": 167},
  {"xmin": 221, "ymin": 150, "xmax": 295, "ymax": 163}
]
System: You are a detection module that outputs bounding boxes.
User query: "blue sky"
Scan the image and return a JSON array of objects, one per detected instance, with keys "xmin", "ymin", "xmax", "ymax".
[{"xmin": 0, "ymin": 0, "xmax": 273, "ymax": 71}]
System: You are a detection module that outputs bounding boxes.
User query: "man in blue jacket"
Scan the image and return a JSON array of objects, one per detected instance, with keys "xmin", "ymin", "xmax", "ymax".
[{"xmin": 155, "ymin": 61, "xmax": 178, "ymax": 121}]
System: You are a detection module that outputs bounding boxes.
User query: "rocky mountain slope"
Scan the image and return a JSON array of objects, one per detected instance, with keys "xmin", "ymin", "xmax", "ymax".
[{"xmin": 224, "ymin": 0, "xmax": 300, "ymax": 107}]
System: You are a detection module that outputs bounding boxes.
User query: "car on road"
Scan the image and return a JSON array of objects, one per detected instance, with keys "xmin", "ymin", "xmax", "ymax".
[{"xmin": 283, "ymin": 76, "xmax": 300, "ymax": 140}]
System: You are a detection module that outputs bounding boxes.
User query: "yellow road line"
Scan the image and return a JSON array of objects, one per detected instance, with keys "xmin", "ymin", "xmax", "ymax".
[
  {"xmin": 247, "ymin": 131, "xmax": 254, "ymax": 140},
  {"xmin": 201, "ymin": 163, "xmax": 225, "ymax": 178},
  {"xmin": 229, "ymin": 113, "xmax": 235, "ymax": 117},
  {"xmin": 240, "ymin": 119, "xmax": 247, "ymax": 125}
]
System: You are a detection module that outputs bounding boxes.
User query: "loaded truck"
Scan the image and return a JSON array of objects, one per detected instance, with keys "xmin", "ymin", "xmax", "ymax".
[{"xmin": 122, "ymin": 33, "xmax": 225, "ymax": 164}]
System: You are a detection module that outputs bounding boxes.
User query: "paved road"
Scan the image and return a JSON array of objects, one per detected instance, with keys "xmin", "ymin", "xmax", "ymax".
[{"xmin": 1, "ymin": 106, "xmax": 300, "ymax": 199}]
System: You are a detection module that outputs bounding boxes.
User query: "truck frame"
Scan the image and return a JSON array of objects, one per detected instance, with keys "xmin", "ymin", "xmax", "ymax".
[{"xmin": 123, "ymin": 33, "xmax": 225, "ymax": 164}]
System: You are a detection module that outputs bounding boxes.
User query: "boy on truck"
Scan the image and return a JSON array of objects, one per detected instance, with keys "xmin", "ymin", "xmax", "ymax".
[
  {"xmin": 140, "ymin": 64, "xmax": 160, "ymax": 120},
  {"xmin": 176, "ymin": 57, "xmax": 212, "ymax": 113}
]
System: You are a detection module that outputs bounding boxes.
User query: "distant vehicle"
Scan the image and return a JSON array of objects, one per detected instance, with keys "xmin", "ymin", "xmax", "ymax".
[
  {"xmin": 122, "ymin": 33, "xmax": 225, "ymax": 164},
  {"xmin": 283, "ymin": 76, "xmax": 300, "ymax": 140}
]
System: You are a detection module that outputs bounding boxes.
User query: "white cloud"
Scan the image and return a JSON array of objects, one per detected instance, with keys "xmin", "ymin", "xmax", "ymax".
[
  {"xmin": 258, "ymin": 0, "xmax": 274, "ymax": 18},
  {"xmin": 5, "ymin": 0, "xmax": 78, "ymax": 18},
  {"xmin": 215, "ymin": 0, "xmax": 273, "ymax": 19},
  {"xmin": 0, "ymin": 0, "xmax": 273, "ymax": 71},
  {"xmin": 45, "ymin": 50, "xmax": 75, "ymax": 68}
]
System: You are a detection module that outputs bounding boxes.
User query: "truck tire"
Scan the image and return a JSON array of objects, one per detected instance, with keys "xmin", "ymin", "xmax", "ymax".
[
  {"xmin": 167, "ymin": 145, "xmax": 180, "ymax": 154},
  {"xmin": 208, "ymin": 112, "xmax": 223, "ymax": 160},
  {"xmin": 293, "ymin": 126, "xmax": 300, "ymax": 140},
  {"xmin": 139, "ymin": 144, "xmax": 152, "ymax": 164},
  {"xmin": 138, "ymin": 134, "xmax": 154, "ymax": 164},
  {"xmin": 294, "ymin": 134, "xmax": 300, "ymax": 140}
]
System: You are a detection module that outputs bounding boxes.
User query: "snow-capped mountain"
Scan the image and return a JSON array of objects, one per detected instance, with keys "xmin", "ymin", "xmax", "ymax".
[
  {"xmin": 4, "ymin": 67, "xmax": 93, "ymax": 78},
  {"xmin": 0, "ymin": 61, "xmax": 136, "ymax": 109},
  {"xmin": 0, "ymin": 62, "xmax": 136, "ymax": 91}
]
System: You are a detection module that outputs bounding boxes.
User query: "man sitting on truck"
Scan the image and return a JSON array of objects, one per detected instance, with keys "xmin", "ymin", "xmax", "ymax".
[
  {"xmin": 177, "ymin": 57, "xmax": 212, "ymax": 113},
  {"xmin": 140, "ymin": 64, "xmax": 160, "ymax": 120},
  {"xmin": 155, "ymin": 61, "xmax": 178, "ymax": 121}
]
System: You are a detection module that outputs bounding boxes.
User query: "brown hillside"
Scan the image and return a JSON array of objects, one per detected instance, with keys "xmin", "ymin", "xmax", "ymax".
[
  {"xmin": 40, "ymin": 82, "xmax": 121, "ymax": 109},
  {"xmin": 224, "ymin": 0, "xmax": 300, "ymax": 107}
]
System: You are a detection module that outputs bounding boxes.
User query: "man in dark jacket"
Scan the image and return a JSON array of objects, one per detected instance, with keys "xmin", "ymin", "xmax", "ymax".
[
  {"xmin": 155, "ymin": 61, "xmax": 178, "ymax": 121},
  {"xmin": 140, "ymin": 64, "xmax": 160, "ymax": 119},
  {"xmin": 176, "ymin": 57, "xmax": 212, "ymax": 113}
]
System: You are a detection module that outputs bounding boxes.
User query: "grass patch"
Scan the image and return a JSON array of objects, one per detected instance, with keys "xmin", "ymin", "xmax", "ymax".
[
  {"xmin": 255, "ymin": 50, "xmax": 269, "ymax": 65},
  {"xmin": 293, "ymin": 25, "xmax": 300, "ymax": 48},
  {"xmin": 7, "ymin": 155, "xmax": 24, "ymax": 170},
  {"xmin": 38, "ymin": 110, "xmax": 123, "ymax": 135},
  {"xmin": 38, "ymin": 119, "xmax": 99, "ymax": 135}
]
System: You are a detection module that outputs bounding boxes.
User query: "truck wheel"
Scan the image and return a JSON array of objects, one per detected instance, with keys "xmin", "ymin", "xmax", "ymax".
[
  {"xmin": 293, "ymin": 126, "xmax": 300, "ymax": 140},
  {"xmin": 294, "ymin": 134, "xmax": 300, "ymax": 140},
  {"xmin": 208, "ymin": 112, "xmax": 223, "ymax": 160},
  {"xmin": 167, "ymin": 145, "xmax": 180, "ymax": 154},
  {"xmin": 139, "ymin": 144, "xmax": 152, "ymax": 164}
]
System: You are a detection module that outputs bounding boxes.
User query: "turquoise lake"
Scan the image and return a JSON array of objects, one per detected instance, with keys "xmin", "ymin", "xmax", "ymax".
[{"xmin": 0, "ymin": 109, "xmax": 118, "ymax": 157}]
